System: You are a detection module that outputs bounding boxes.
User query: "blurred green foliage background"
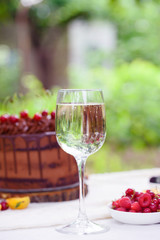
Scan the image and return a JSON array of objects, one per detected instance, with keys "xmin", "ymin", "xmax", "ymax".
[
  {"xmin": 1, "ymin": 0, "xmax": 160, "ymax": 172},
  {"xmin": 70, "ymin": 60, "xmax": 160, "ymax": 148}
]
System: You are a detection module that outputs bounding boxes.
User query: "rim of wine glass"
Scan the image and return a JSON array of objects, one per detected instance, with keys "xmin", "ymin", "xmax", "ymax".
[{"xmin": 58, "ymin": 89, "xmax": 103, "ymax": 92}]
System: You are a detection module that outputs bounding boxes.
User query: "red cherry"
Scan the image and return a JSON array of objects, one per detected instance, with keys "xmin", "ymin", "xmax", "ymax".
[
  {"xmin": 51, "ymin": 111, "xmax": 55, "ymax": 119},
  {"xmin": 125, "ymin": 188, "xmax": 135, "ymax": 197},
  {"xmin": 146, "ymin": 190, "xmax": 155, "ymax": 199},
  {"xmin": 119, "ymin": 197, "xmax": 131, "ymax": 210},
  {"xmin": 20, "ymin": 110, "xmax": 29, "ymax": 119},
  {"xmin": 143, "ymin": 208, "xmax": 151, "ymax": 213},
  {"xmin": 0, "ymin": 114, "xmax": 9, "ymax": 123},
  {"xmin": 33, "ymin": 113, "xmax": 42, "ymax": 121},
  {"xmin": 152, "ymin": 198, "xmax": 159, "ymax": 206},
  {"xmin": 1, "ymin": 201, "xmax": 9, "ymax": 210},
  {"xmin": 138, "ymin": 193, "xmax": 151, "ymax": 208},
  {"xmin": 150, "ymin": 203, "xmax": 157, "ymax": 212},
  {"xmin": 133, "ymin": 191, "xmax": 141, "ymax": 201},
  {"xmin": 129, "ymin": 210, "xmax": 136, "ymax": 212},
  {"xmin": 9, "ymin": 115, "xmax": 19, "ymax": 123},
  {"xmin": 42, "ymin": 110, "xmax": 48, "ymax": 116}
]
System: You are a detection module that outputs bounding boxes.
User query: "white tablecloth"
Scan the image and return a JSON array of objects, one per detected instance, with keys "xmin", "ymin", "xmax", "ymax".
[{"xmin": 0, "ymin": 168, "xmax": 160, "ymax": 240}]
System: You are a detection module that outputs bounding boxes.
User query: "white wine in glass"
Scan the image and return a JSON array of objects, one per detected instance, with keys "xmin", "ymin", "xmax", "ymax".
[{"xmin": 55, "ymin": 89, "xmax": 109, "ymax": 235}]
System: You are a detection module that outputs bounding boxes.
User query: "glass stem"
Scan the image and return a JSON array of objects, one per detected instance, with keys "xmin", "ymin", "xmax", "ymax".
[{"xmin": 76, "ymin": 156, "xmax": 87, "ymax": 222}]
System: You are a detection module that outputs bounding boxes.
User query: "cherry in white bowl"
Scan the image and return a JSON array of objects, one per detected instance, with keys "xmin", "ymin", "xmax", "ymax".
[
  {"xmin": 108, "ymin": 203, "xmax": 160, "ymax": 225},
  {"xmin": 108, "ymin": 188, "xmax": 160, "ymax": 225}
]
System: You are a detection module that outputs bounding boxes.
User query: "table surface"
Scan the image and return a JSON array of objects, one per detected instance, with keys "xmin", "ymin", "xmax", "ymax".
[{"xmin": 0, "ymin": 168, "xmax": 160, "ymax": 240}]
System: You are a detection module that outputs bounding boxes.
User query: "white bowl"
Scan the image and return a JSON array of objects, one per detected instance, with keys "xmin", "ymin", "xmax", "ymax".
[{"xmin": 108, "ymin": 203, "xmax": 160, "ymax": 225}]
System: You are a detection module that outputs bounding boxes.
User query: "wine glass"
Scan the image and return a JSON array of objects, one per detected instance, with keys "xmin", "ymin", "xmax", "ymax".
[{"xmin": 55, "ymin": 89, "xmax": 109, "ymax": 235}]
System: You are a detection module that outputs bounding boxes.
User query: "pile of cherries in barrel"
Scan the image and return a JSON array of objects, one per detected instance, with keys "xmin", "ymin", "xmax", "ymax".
[{"xmin": 112, "ymin": 188, "xmax": 160, "ymax": 213}]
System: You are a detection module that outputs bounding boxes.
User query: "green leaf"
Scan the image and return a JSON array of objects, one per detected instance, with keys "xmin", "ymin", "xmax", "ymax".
[{"xmin": 15, "ymin": 201, "xmax": 25, "ymax": 209}]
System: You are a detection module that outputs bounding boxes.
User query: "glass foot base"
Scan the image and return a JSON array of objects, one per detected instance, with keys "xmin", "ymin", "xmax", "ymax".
[{"xmin": 56, "ymin": 219, "xmax": 110, "ymax": 235}]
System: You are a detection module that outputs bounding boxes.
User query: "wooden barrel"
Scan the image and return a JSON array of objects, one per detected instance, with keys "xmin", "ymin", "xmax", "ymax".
[{"xmin": 0, "ymin": 132, "xmax": 88, "ymax": 202}]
